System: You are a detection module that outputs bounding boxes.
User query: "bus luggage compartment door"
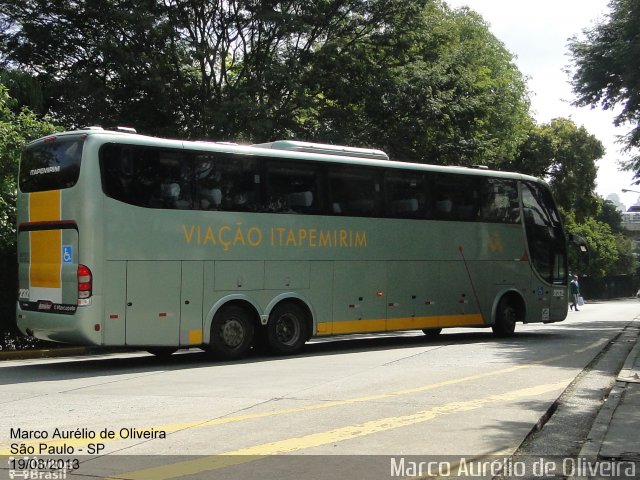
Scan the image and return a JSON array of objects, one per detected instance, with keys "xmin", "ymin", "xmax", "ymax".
[{"xmin": 125, "ymin": 261, "xmax": 181, "ymax": 346}]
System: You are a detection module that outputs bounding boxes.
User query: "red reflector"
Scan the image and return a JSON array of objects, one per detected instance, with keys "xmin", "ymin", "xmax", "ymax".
[
  {"xmin": 78, "ymin": 265, "xmax": 91, "ymax": 276},
  {"xmin": 94, "ymin": 324, "xmax": 101, "ymax": 331},
  {"xmin": 78, "ymin": 283, "xmax": 91, "ymax": 291},
  {"xmin": 159, "ymin": 313, "xmax": 167, "ymax": 317},
  {"xmin": 109, "ymin": 314, "xmax": 119, "ymax": 319}
]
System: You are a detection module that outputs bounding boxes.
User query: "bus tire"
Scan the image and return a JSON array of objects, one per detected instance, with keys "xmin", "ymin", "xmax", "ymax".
[
  {"xmin": 267, "ymin": 302, "xmax": 308, "ymax": 355},
  {"xmin": 492, "ymin": 297, "xmax": 517, "ymax": 337},
  {"xmin": 209, "ymin": 304, "xmax": 255, "ymax": 359},
  {"xmin": 422, "ymin": 328, "xmax": 442, "ymax": 339}
]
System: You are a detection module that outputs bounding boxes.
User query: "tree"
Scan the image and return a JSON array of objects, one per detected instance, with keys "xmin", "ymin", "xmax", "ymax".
[
  {"xmin": 0, "ymin": 0, "xmax": 425, "ymax": 139},
  {"xmin": 610, "ymin": 233, "xmax": 638, "ymax": 275},
  {"xmin": 0, "ymin": 84, "xmax": 59, "ymax": 251},
  {"xmin": 563, "ymin": 210, "xmax": 621, "ymax": 278},
  {"xmin": 508, "ymin": 118, "xmax": 604, "ymax": 220},
  {"xmin": 569, "ymin": 0, "xmax": 640, "ymax": 181},
  {"xmin": 596, "ymin": 198, "xmax": 624, "ymax": 233},
  {"xmin": 0, "ymin": 0, "xmax": 199, "ymax": 136},
  {"xmin": 296, "ymin": 3, "xmax": 531, "ymax": 166},
  {"xmin": 0, "ymin": 0, "xmax": 531, "ymax": 164},
  {"xmin": 0, "ymin": 82, "xmax": 59, "ymax": 334}
]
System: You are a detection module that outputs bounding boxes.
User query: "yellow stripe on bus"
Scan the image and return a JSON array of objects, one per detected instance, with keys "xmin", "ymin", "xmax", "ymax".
[
  {"xmin": 318, "ymin": 314, "xmax": 484, "ymax": 335},
  {"xmin": 29, "ymin": 191, "xmax": 62, "ymax": 289}
]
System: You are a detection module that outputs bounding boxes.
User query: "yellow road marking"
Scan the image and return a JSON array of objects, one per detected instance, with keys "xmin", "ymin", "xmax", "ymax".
[{"xmin": 109, "ymin": 380, "xmax": 570, "ymax": 480}]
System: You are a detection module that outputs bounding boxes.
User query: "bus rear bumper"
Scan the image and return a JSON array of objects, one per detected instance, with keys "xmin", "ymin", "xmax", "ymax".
[{"xmin": 16, "ymin": 302, "xmax": 102, "ymax": 346}]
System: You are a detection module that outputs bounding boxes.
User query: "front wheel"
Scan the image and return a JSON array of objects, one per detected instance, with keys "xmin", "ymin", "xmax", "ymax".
[
  {"xmin": 492, "ymin": 297, "xmax": 518, "ymax": 337},
  {"xmin": 209, "ymin": 304, "xmax": 255, "ymax": 359},
  {"xmin": 267, "ymin": 303, "xmax": 308, "ymax": 355}
]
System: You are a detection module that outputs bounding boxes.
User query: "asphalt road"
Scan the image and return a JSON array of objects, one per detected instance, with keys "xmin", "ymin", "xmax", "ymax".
[{"xmin": 0, "ymin": 299, "xmax": 638, "ymax": 479}]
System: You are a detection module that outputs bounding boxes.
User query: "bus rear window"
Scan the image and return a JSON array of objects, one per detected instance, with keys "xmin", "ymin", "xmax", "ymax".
[{"xmin": 19, "ymin": 138, "xmax": 84, "ymax": 192}]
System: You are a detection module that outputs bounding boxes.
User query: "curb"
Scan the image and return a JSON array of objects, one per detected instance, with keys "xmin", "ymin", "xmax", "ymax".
[
  {"xmin": 0, "ymin": 347, "xmax": 90, "ymax": 361},
  {"xmin": 577, "ymin": 320, "xmax": 640, "ymax": 460},
  {"xmin": 577, "ymin": 382, "xmax": 625, "ymax": 459}
]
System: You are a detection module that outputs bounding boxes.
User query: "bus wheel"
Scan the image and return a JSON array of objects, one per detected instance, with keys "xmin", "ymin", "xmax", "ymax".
[
  {"xmin": 267, "ymin": 303, "xmax": 307, "ymax": 355},
  {"xmin": 422, "ymin": 328, "xmax": 442, "ymax": 339},
  {"xmin": 492, "ymin": 297, "xmax": 517, "ymax": 337},
  {"xmin": 209, "ymin": 304, "xmax": 255, "ymax": 359}
]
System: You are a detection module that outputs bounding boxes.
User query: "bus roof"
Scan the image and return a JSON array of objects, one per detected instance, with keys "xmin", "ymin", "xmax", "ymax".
[{"xmin": 36, "ymin": 128, "xmax": 544, "ymax": 184}]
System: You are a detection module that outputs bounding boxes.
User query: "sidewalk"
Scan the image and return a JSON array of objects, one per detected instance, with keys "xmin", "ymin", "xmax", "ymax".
[{"xmin": 578, "ymin": 333, "xmax": 640, "ymax": 472}]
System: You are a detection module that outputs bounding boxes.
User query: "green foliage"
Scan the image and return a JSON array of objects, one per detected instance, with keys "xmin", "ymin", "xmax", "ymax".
[
  {"xmin": 562, "ymin": 209, "xmax": 636, "ymax": 277},
  {"xmin": 509, "ymin": 118, "xmax": 604, "ymax": 220},
  {"xmin": 297, "ymin": 2, "xmax": 531, "ymax": 166},
  {"xmin": 0, "ymin": 70, "xmax": 45, "ymax": 113},
  {"xmin": 596, "ymin": 198, "xmax": 624, "ymax": 233},
  {"xmin": 0, "ymin": 83, "xmax": 59, "ymax": 251},
  {"xmin": 0, "ymin": 0, "xmax": 530, "ymax": 165},
  {"xmin": 569, "ymin": 0, "xmax": 640, "ymax": 181},
  {"xmin": 0, "ymin": 0, "xmax": 197, "ymax": 136},
  {"xmin": 610, "ymin": 233, "xmax": 639, "ymax": 275}
]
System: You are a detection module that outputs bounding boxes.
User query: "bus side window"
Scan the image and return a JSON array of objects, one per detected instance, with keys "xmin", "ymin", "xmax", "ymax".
[
  {"xmin": 432, "ymin": 174, "xmax": 479, "ymax": 221},
  {"xmin": 479, "ymin": 178, "xmax": 519, "ymax": 223},
  {"xmin": 383, "ymin": 171, "xmax": 428, "ymax": 219},
  {"xmin": 329, "ymin": 167, "xmax": 380, "ymax": 217},
  {"xmin": 195, "ymin": 153, "xmax": 260, "ymax": 212},
  {"xmin": 152, "ymin": 151, "xmax": 193, "ymax": 209},
  {"xmin": 265, "ymin": 160, "xmax": 324, "ymax": 214}
]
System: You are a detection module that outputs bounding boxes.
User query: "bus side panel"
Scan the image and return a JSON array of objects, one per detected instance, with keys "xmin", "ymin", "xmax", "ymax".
[
  {"xmin": 438, "ymin": 260, "xmax": 484, "ymax": 327},
  {"xmin": 265, "ymin": 261, "xmax": 310, "ymax": 290},
  {"xmin": 331, "ymin": 261, "xmax": 386, "ymax": 334},
  {"xmin": 180, "ymin": 260, "xmax": 204, "ymax": 346},
  {"xmin": 386, "ymin": 261, "xmax": 418, "ymax": 321},
  {"xmin": 125, "ymin": 261, "xmax": 181, "ymax": 346},
  {"xmin": 386, "ymin": 261, "xmax": 440, "ymax": 331},
  {"xmin": 214, "ymin": 261, "xmax": 264, "ymax": 290},
  {"xmin": 308, "ymin": 261, "xmax": 334, "ymax": 335},
  {"xmin": 103, "ymin": 260, "xmax": 126, "ymax": 345},
  {"xmin": 413, "ymin": 261, "xmax": 443, "ymax": 324}
]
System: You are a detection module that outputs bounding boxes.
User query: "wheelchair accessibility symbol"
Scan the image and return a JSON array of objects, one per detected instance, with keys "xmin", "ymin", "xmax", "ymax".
[{"xmin": 62, "ymin": 245, "xmax": 73, "ymax": 264}]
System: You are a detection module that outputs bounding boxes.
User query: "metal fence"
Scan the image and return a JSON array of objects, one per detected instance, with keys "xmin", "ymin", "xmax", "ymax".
[{"xmin": 579, "ymin": 274, "xmax": 640, "ymax": 300}]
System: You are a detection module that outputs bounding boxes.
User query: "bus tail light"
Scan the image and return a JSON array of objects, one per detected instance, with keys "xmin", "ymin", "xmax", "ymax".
[{"xmin": 78, "ymin": 264, "xmax": 92, "ymax": 305}]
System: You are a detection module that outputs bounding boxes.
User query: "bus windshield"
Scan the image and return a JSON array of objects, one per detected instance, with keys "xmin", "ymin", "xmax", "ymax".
[{"xmin": 19, "ymin": 137, "xmax": 84, "ymax": 192}]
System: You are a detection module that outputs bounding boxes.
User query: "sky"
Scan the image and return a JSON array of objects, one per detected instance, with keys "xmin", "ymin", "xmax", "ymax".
[{"xmin": 446, "ymin": 0, "xmax": 639, "ymax": 210}]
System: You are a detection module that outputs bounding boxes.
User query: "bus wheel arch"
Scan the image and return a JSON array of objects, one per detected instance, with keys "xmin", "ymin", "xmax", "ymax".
[
  {"xmin": 265, "ymin": 299, "xmax": 312, "ymax": 355},
  {"xmin": 492, "ymin": 292, "xmax": 525, "ymax": 338},
  {"xmin": 206, "ymin": 299, "xmax": 259, "ymax": 360}
]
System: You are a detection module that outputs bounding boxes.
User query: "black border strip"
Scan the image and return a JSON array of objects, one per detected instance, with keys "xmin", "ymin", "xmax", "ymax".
[{"xmin": 18, "ymin": 220, "xmax": 78, "ymax": 232}]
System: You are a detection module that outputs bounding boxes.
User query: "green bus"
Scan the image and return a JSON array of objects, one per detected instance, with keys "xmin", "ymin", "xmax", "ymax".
[{"xmin": 16, "ymin": 128, "xmax": 572, "ymax": 359}]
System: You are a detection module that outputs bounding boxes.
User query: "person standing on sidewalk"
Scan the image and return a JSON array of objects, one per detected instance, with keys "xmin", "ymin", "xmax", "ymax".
[{"xmin": 570, "ymin": 275, "xmax": 580, "ymax": 311}]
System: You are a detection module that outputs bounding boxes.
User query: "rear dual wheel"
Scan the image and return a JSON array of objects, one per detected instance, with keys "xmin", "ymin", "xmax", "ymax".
[
  {"xmin": 267, "ymin": 302, "xmax": 308, "ymax": 355},
  {"xmin": 209, "ymin": 304, "xmax": 255, "ymax": 359}
]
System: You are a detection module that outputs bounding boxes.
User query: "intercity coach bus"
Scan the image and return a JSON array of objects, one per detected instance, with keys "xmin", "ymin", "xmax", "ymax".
[{"xmin": 17, "ymin": 128, "xmax": 573, "ymax": 359}]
